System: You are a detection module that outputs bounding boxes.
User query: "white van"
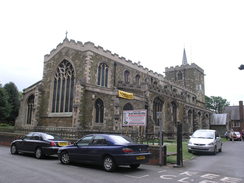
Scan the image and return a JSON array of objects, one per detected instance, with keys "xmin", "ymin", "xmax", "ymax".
[{"xmin": 188, "ymin": 129, "xmax": 222, "ymax": 155}]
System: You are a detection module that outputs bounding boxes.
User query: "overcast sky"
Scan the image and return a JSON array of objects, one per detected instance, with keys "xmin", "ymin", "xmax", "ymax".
[{"xmin": 0, "ymin": 0, "xmax": 243, "ymax": 105}]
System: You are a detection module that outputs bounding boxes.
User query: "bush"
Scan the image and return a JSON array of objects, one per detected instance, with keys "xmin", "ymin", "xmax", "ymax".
[{"xmin": 0, "ymin": 123, "xmax": 14, "ymax": 127}]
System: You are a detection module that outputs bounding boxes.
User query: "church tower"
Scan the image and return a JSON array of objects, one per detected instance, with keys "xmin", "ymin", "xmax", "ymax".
[{"xmin": 164, "ymin": 49, "xmax": 205, "ymax": 105}]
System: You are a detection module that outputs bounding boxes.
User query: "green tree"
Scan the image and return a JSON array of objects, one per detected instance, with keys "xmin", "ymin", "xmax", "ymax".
[
  {"xmin": 0, "ymin": 86, "xmax": 11, "ymax": 122},
  {"xmin": 4, "ymin": 82, "xmax": 20, "ymax": 124},
  {"xmin": 205, "ymin": 96, "xmax": 230, "ymax": 113}
]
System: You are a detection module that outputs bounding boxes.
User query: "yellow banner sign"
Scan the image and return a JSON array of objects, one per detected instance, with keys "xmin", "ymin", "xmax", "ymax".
[{"xmin": 118, "ymin": 90, "xmax": 134, "ymax": 99}]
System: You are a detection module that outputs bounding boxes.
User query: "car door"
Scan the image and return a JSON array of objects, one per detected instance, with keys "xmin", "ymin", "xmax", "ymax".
[
  {"xmin": 18, "ymin": 133, "xmax": 33, "ymax": 152},
  {"xmin": 29, "ymin": 133, "xmax": 44, "ymax": 152},
  {"xmin": 87, "ymin": 135, "xmax": 108, "ymax": 163},
  {"xmin": 72, "ymin": 135, "xmax": 94, "ymax": 162}
]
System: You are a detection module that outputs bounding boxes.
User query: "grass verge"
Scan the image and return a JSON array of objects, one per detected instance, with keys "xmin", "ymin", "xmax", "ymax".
[
  {"xmin": 165, "ymin": 140, "xmax": 195, "ymax": 164},
  {"xmin": 0, "ymin": 123, "xmax": 15, "ymax": 132}
]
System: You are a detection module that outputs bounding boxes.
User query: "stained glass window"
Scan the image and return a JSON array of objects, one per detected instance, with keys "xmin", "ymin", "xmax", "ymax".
[{"xmin": 52, "ymin": 60, "xmax": 74, "ymax": 113}]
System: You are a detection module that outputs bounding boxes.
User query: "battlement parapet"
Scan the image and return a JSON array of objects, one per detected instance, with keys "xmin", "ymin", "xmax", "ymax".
[
  {"xmin": 165, "ymin": 63, "xmax": 204, "ymax": 73},
  {"xmin": 43, "ymin": 39, "xmax": 199, "ymax": 97},
  {"xmin": 44, "ymin": 39, "xmax": 168, "ymax": 78}
]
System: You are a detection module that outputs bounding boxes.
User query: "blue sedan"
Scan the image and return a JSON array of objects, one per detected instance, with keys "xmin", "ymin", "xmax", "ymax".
[{"xmin": 58, "ymin": 134, "xmax": 151, "ymax": 171}]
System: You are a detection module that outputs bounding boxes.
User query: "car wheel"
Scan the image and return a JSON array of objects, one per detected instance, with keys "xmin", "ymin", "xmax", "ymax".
[
  {"xmin": 219, "ymin": 146, "xmax": 222, "ymax": 152},
  {"xmin": 130, "ymin": 164, "xmax": 140, "ymax": 169},
  {"xmin": 10, "ymin": 144, "xmax": 18, "ymax": 155},
  {"xmin": 188, "ymin": 149, "xmax": 192, "ymax": 153},
  {"xmin": 35, "ymin": 147, "xmax": 43, "ymax": 159},
  {"xmin": 103, "ymin": 156, "xmax": 116, "ymax": 172},
  {"xmin": 60, "ymin": 151, "xmax": 70, "ymax": 165}
]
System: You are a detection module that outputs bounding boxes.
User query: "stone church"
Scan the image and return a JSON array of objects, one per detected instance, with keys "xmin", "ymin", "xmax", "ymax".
[{"xmin": 15, "ymin": 37, "xmax": 211, "ymax": 136}]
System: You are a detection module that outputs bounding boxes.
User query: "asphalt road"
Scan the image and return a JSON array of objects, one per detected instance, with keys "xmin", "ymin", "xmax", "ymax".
[{"xmin": 0, "ymin": 141, "xmax": 244, "ymax": 183}]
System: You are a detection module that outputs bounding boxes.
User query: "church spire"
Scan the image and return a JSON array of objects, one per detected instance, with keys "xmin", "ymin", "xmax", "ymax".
[{"xmin": 182, "ymin": 48, "xmax": 188, "ymax": 65}]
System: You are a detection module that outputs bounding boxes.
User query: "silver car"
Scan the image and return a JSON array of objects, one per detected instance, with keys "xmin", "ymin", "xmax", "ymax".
[{"xmin": 188, "ymin": 129, "xmax": 222, "ymax": 155}]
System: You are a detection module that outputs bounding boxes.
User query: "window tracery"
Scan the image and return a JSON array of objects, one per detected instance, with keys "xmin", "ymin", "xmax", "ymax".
[
  {"xmin": 124, "ymin": 70, "xmax": 130, "ymax": 83},
  {"xmin": 52, "ymin": 60, "xmax": 74, "ymax": 113},
  {"xmin": 177, "ymin": 71, "xmax": 183, "ymax": 80},
  {"xmin": 153, "ymin": 97, "xmax": 163, "ymax": 126},
  {"xmin": 27, "ymin": 95, "xmax": 34, "ymax": 124},
  {"xmin": 97, "ymin": 63, "xmax": 108, "ymax": 87},
  {"xmin": 135, "ymin": 74, "xmax": 140, "ymax": 85},
  {"xmin": 95, "ymin": 98, "xmax": 104, "ymax": 123}
]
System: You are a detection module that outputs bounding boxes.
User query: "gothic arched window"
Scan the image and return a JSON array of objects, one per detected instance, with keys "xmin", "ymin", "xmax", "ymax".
[
  {"xmin": 124, "ymin": 70, "xmax": 130, "ymax": 83},
  {"xmin": 153, "ymin": 97, "xmax": 163, "ymax": 126},
  {"xmin": 27, "ymin": 95, "xmax": 34, "ymax": 124},
  {"xmin": 52, "ymin": 60, "xmax": 74, "ymax": 113},
  {"xmin": 97, "ymin": 63, "xmax": 108, "ymax": 87},
  {"xmin": 95, "ymin": 99, "xmax": 104, "ymax": 123},
  {"xmin": 135, "ymin": 74, "xmax": 140, "ymax": 85},
  {"xmin": 123, "ymin": 103, "xmax": 134, "ymax": 110},
  {"xmin": 177, "ymin": 71, "xmax": 183, "ymax": 80}
]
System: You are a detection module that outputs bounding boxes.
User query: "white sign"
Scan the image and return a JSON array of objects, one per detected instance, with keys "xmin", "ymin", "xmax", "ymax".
[{"xmin": 122, "ymin": 110, "xmax": 147, "ymax": 126}]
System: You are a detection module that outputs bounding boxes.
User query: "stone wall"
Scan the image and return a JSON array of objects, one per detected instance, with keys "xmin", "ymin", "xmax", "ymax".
[{"xmin": 0, "ymin": 132, "xmax": 23, "ymax": 146}]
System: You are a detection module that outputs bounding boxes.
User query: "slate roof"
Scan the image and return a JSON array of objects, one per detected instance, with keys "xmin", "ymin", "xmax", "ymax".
[
  {"xmin": 224, "ymin": 106, "xmax": 244, "ymax": 121},
  {"xmin": 211, "ymin": 113, "xmax": 228, "ymax": 125}
]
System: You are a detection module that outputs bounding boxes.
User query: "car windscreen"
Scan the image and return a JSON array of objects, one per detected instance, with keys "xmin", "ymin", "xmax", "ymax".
[
  {"xmin": 192, "ymin": 131, "xmax": 214, "ymax": 139},
  {"xmin": 42, "ymin": 134, "xmax": 64, "ymax": 141},
  {"xmin": 109, "ymin": 135, "xmax": 135, "ymax": 145}
]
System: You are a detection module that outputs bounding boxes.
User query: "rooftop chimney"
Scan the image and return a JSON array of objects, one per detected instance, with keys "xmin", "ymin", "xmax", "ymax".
[{"xmin": 239, "ymin": 101, "xmax": 243, "ymax": 123}]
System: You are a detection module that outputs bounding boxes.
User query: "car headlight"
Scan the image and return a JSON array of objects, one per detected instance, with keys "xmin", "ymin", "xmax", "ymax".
[
  {"xmin": 188, "ymin": 141, "xmax": 193, "ymax": 145},
  {"xmin": 208, "ymin": 142, "xmax": 214, "ymax": 146}
]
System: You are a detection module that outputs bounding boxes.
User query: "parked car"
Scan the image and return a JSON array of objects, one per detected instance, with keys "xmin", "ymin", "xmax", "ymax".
[
  {"xmin": 224, "ymin": 131, "xmax": 230, "ymax": 140},
  {"xmin": 10, "ymin": 132, "xmax": 70, "ymax": 159},
  {"xmin": 188, "ymin": 129, "xmax": 222, "ymax": 155},
  {"xmin": 229, "ymin": 131, "xmax": 242, "ymax": 141},
  {"xmin": 58, "ymin": 134, "xmax": 151, "ymax": 172}
]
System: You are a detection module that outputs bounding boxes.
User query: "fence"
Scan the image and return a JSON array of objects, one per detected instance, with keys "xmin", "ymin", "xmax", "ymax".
[{"xmin": 14, "ymin": 126, "xmax": 165, "ymax": 144}]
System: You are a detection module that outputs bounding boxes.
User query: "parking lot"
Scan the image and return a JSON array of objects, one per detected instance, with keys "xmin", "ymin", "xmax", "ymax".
[{"xmin": 0, "ymin": 141, "xmax": 244, "ymax": 183}]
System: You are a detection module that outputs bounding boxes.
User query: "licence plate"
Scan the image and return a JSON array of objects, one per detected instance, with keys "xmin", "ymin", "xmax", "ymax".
[
  {"xmin": 58, "ymin": 142, "xmax": 68, "ymax": 146},
  {"xmin": 136, "ymin": 156, "xmax": 145, "ymax": 160}
]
